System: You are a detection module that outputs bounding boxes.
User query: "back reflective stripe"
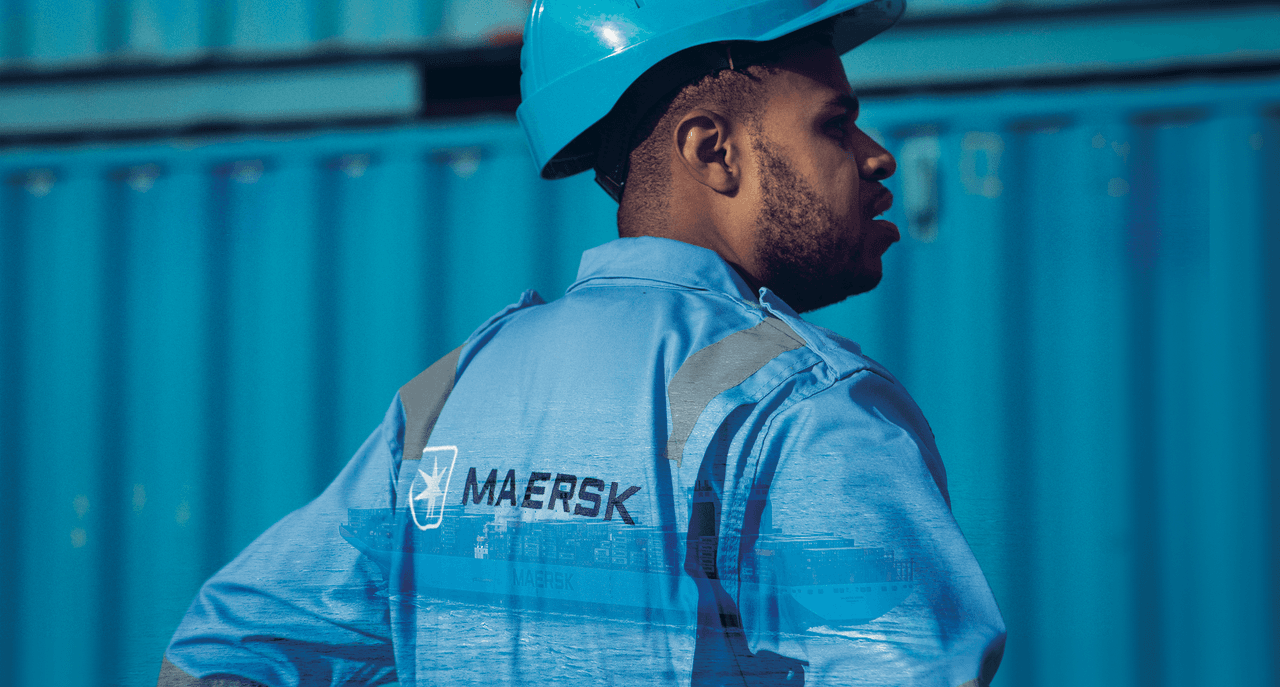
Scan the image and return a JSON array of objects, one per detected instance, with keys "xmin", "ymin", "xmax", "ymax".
[
  {"xmin": 399, "ymin": 345, "xmax": 463, "ymax": 468},
  {"xmin": 666, "ymin": 317, "xmax": 806, "ymax": 466}
]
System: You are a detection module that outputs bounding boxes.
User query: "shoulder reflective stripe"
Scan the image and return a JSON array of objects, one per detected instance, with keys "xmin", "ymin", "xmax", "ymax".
[
  {"xmin": 157, "ymin": 656, "xmax": 265, "ymax": 687},
  {"xmin": 666, "ymin": 317, "xmax": 806, "ymax": 466},
  {"xmin": 399, "ymin": 345, "xmax": 463, "ymax": 465}
]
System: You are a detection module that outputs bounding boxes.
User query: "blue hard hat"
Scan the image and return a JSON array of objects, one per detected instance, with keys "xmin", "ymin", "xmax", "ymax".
[{"xmin": 517, "ymin": 0, "xmax": 906, "ymax": 187}]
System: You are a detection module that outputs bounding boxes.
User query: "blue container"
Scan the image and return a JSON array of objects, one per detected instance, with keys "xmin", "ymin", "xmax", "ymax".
[
  {"xmin": 809, "ymin": 75, "xmax": 1279, "ymax": 687},
  {"xmin": 2, "ymin": 72, "xmax": 1277, "ymax": 686},
  {"xmin": 0, "ymin": 0, "xmax": 536, "ymax": 71}
]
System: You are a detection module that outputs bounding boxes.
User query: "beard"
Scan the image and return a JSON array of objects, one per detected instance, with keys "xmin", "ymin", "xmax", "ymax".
[{"xmin": 752, "ymin": 136, "xmax": 883, "ymax": 313}]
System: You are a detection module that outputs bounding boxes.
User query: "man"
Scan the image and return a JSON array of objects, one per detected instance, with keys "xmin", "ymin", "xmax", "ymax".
[{"xmin": 161, "ymin": 0, "xmax": 1005, "ymax": 685}]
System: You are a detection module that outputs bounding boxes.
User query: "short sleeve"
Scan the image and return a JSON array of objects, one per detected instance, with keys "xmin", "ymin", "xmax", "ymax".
[
  {"xmin": 163, "ymin": 398, "xmax": 404, "ymax": 687},
  {"xmin": 735, "ymin": 370, "xmax": 1005, "ymax": 687}
]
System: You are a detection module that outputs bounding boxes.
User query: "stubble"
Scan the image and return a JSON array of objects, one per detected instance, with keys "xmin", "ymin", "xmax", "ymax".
[{"xmin": 751, "ymin": 135, "xmax": 881, "ymax": 313}]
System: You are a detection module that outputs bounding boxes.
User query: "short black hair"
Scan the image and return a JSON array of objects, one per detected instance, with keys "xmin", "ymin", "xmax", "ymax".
[
  {"xmin": 616, "ymin": 64, "xmax": 779, "ymax": 236},
  {"xmin": 593, "ymin": 23, "xmax": 837, "ymax": 232}
]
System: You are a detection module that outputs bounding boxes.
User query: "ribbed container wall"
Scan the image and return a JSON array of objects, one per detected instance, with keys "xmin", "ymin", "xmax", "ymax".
[
  {"xmin": 0, "ymin": 0, "xmax": 533, "ymax": 68},
  {"xmin": 0, "ymin": 0, "xmax": 1186, "ymax": 71},
  {"xmin": 808, "ymin": 74, "xmax": 1279, "ymax": 687},
  {"xmin": 904, "ymin": 0, "xmax": 1170, "ymax": 16},
  {"xmin": 0, "ymin": 120, "xmax": 620, "ymax": 687},
  {"xmin": 2, "ymin": 75, "xmax": 1277, "ymax": 687}
]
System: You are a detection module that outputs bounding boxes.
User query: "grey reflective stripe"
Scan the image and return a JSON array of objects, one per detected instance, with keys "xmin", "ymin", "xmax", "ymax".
[
  {"xmin": 157, "ymin": 655, "xmax": 265, "ymax": 687},
  {"xmin": 666, "ymin": 317, "xmax": 806, "ymax": 466},
  {"xmin": 399, "ymin": 345, "xmax": 463, "ymax": 465}
]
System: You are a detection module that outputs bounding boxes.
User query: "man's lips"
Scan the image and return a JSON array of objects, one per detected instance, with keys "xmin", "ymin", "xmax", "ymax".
[
  {"xmin": 862, "ymin": 184, "xmax": 899, "ymax": 244},
  {"xmin": 865, "ymin": 185, "xmax": 893, "ymax": 220}
]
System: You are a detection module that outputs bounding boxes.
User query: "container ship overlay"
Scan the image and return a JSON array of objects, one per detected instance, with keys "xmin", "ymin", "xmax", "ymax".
[{"xmin": 341, "ymin": 501, "xmax": 915, "ymax": 627}]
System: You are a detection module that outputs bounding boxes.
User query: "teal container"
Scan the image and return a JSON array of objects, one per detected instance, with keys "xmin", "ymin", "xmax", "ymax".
[
  {"xmin": 0, "ymin": 0, "xmax": 484, "ymax": 69},
  {"xmin": 1, "ymin": 73, "xmax": 1277, "ymax": 687}
]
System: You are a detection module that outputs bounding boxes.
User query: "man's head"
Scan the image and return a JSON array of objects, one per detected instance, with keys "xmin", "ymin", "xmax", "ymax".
[{"xmin": 614, "ymin": 39, "xmax": 898, "ymax": 313}]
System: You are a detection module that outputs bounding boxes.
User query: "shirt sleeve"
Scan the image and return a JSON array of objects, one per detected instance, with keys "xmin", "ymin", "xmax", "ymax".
[
  {"xmin": 163, "ymin": 398, "xmax": 404, "ymax": 687},
  {"xmin": 733, "ymin": 368, "xmax": 1006, "ymax": 687}
]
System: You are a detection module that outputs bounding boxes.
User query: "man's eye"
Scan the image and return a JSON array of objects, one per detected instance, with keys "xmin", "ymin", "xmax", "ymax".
[{"xmin": 826, "ymin": 119, "xmax": 850, "ymax": 140}]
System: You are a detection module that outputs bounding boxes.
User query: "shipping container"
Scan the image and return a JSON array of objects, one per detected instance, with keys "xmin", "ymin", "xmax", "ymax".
[
  {"xmin": 0, "ymin": 1, "xmax": 1261, "ymax": 75},
  {"xmin": 0, "ymin": 0, "xmax": 530, "ymax": 70},
  {"xmin": 2, "ymin": 69, "xmax": 1276, "ymax": 686},
  {"xmin": 3, "ymin": 0, "xmax": 1279, "ymax": 684}
]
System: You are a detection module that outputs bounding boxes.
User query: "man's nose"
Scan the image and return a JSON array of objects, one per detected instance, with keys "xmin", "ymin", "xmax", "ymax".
[{"xmin": 853, "ymin": 129, "xmax": 896, "ymax": 181}]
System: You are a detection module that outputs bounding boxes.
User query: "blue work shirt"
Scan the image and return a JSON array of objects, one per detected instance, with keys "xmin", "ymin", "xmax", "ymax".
[{"xmin": 166, "ymin": 237, "xmax": 1005, "ymax": 687}]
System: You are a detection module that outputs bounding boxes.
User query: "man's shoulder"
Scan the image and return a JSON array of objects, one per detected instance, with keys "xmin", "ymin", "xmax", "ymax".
[
  {"xmin": 762, "ymin": 321, "xmax": 941, "ymax": 461},
  {"xmin": 802, "ymin": 321, "xmax": 899, "ymax": 385}
]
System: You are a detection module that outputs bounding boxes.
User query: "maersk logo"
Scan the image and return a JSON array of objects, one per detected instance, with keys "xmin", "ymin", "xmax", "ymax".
[
  {"xmin": 460, "ymin": 467, "xmax": 641, "ymax": 525},
  {"xmin": 398, "ymin": 452, "xmax": 643, "ymax": 528},
  {"xmin": 408, "ymin": 446, "xmax": 457, "ymax": 530},
  {"xmin": 515, "ymin": 568, "xmax": 574, "ymax": 591}
]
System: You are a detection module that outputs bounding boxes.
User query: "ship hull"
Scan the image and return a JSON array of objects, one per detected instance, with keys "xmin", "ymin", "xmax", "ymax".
[
  {"xmin": 343, "ymin": 526, "xmax": 914, "ymax": 626},
  {"xmin": 782, "ymin": 582, "xmax": 914, "ymax": 625}
]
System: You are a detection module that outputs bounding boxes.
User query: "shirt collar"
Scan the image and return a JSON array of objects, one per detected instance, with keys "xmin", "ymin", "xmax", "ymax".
[
  {"xmin": 568, "ymin": 237, "xmax": 759, "ymax": 303},
  {"xmin": 567, "ymin": 236, "xmax": 878, "ymax": 379}
]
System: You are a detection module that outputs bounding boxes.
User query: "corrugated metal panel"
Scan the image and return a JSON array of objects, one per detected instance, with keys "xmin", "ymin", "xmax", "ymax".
[
  {"xmin": 0, "ymin": 1, "xmax": 1250, "ymax": 73},
  {"xmin": 0, "ymin": 0, "xmax": 529, "ymax": 70},
  {"xmin": 2, "ymin": 75, "xmax": 1277, "ymax": 687},
  {"xmin": 0, "ymin": 121, "xmax": 619, "ymax": 687},
  {"xmin": 844, "ymin": 3, "xmax": 1280, "ymax": 89},
  {"xmin": 808, "ymin": 75, "xmax": 1279, "ymax": 687},
  {"xmin": 0, "ymin": 61, "xmax": 421, "ymax": 134},
  {"xmin": 904, "ymin": 0, "xmax": 1170, "ymax": 17}
]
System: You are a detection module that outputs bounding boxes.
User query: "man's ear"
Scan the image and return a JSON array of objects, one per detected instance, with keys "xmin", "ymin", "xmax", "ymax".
[{"xmin": 673, "ymin": 109, "xmax": 742, "ymax": 195}]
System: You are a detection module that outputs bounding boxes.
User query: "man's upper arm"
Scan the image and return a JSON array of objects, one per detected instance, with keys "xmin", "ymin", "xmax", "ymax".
[
  {"xmin": 161, "ymin": 398, "xmax": 404, "ymax": 687},
  {"xmin": 735, "ymin": 369, "xmax": 1005, "ymax": 687}
]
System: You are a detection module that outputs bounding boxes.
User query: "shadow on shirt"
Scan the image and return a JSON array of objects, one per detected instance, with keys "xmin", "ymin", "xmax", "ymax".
[{"xmin": 688, "ymin": 501, "xmax": 806, "ymax": 686}]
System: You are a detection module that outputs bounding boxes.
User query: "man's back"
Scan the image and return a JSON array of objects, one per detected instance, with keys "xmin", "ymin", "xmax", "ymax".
[{"xmin": 165, "ymin": 237, "xmax": 1003, "ymax": 686}]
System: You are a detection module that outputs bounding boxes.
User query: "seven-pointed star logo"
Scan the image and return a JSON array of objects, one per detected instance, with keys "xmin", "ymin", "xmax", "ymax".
[
  {"xmin": 415, "ymin": 459, "xmax": 446, "ymax": 516},
  {"xmin": 408, "ymin": 446, "xmax": 457, "ymax": 530}
]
